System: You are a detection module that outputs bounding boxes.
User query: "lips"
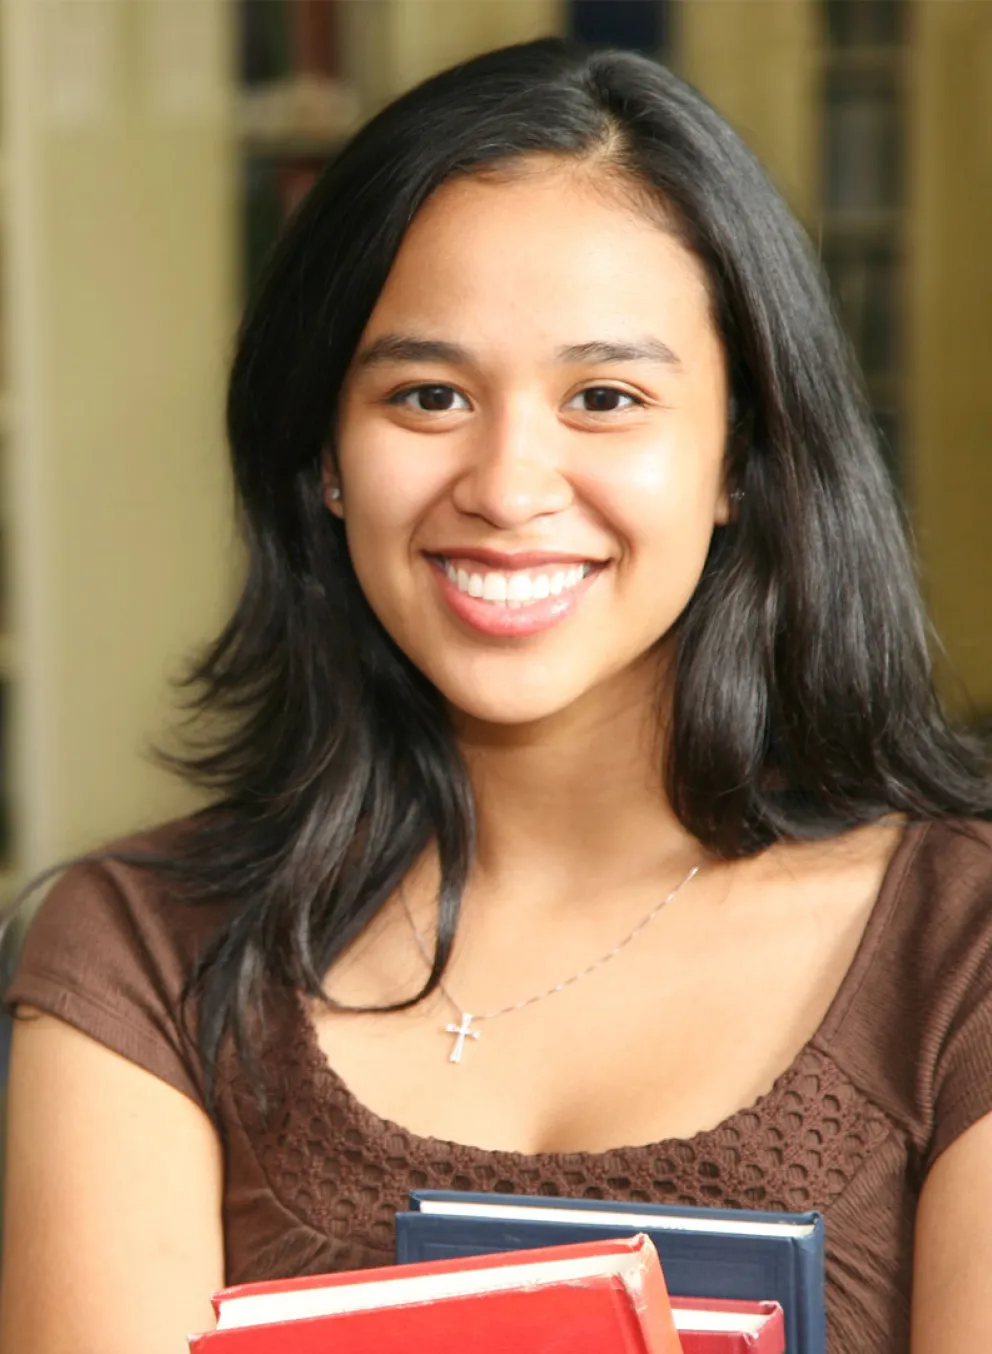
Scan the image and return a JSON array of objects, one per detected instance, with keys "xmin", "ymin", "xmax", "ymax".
[
  {"xmin": 427, "ymin": 547, "xmax": 603, "ymax": 570},
  {"xmin": 427, "ymin": 553, "xmax": 605, "ymax": 637}
]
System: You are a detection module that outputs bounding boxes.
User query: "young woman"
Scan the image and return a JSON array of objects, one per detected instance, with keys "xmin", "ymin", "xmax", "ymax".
[{"xmin": 2, "ymin": 39, "xmax": 990, "ymax": 1354}]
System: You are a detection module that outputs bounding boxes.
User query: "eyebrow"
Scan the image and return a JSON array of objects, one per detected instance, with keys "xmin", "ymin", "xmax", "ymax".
[
  {"xmin": 556, "ymin": 338, "xmax": 682, "ymax": 368},
  {"xmin": 355, "ymin": 335, "xmax": 467, "ymax": 370},
  {"xmin": 354, "ymin": 333, "xmax": 683, "ymax": 371}
]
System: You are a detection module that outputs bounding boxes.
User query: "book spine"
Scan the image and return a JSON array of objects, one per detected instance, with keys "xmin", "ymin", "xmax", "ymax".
[
  {"xmin": 290, "ymin": 0, "xmax": 340, "ymax": 80},
  {"xmin": 824, "ymin": 79, "xmax": 901, "ymax": 214},
  {"xmin": 240, "ymin": 0, "xmax": 290, "ymax": 86},
  {"xmin": 793, "ymin": 1230, "xmax": 827, "ymax": 1354}
]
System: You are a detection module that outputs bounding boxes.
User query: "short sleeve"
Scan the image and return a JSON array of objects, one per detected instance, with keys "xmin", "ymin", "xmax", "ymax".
[
  {"xmin": 924, "ymin": 826, "xmax": 992, "ymax": 1168},
  {"xmin": 4, "ymin": 834, "xmax": 227, "ymax": 1112},
  {"xmin": 815, "ymin": 819, "xmax": 992, "ymax": 1177}
]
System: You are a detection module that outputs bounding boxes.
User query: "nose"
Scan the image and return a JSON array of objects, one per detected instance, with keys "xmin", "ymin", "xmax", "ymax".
[{"xmin": 450, "ymin": 398, "xmax": 573, "ymax": 528}]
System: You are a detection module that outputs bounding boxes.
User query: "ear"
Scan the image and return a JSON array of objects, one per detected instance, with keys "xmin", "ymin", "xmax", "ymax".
[
  {"xmin": 714, "ymin": 456, "xmax": 739, "ymax": 524},
  {"xmin": 716, "ymin": 412, "xmax": 746, "ymax": 526},
  {"xmin": 715, "ymin": 484, "xmax": 745, "ymax": 526},
  {"xmin": 717, "ymin": 396, "xmax": 746, "ymax": 526},
  {"xmin": 321, "ymin": 455, "xmax": 344, "ymax": 518}
]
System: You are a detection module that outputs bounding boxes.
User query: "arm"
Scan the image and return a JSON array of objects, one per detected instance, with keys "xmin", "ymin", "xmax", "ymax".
[
  {"xmin": 911, "ymin": 1109, "xmax": 992, "ymax": 1352},
  {"xmin": 0, "ymin": 1008, "xmax": 225, "ymax": 1354}
]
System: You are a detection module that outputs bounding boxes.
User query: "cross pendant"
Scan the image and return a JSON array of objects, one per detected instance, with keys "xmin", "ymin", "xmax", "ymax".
[{"xmin": 446, "ymin": 1012, "xmax": 480, "ymax": 1064}]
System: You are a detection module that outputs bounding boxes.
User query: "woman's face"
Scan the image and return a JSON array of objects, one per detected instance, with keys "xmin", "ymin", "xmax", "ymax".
[{"xmin": 333, "ymin": 161, "xmax": 730, "ymax": 727}]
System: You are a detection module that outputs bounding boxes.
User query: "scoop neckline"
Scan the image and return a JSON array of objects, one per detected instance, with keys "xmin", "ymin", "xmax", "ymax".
[{"xmin": 294, "ymin": 820, "xmax": 928, "ymax": 1164}]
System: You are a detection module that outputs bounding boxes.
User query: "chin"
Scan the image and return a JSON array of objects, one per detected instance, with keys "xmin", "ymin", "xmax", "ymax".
[
  {"xmin": 453, "ymin": 700, "xmax": 564, "ymax": 729},
  {"xmin": 435, "ymin": 674, "xmax": 585, "ymax": 730}
]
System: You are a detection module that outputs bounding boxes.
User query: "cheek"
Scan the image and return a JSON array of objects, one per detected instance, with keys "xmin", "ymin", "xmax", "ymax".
[
  {"xmin": 586, "ymin": 424, "xmax": 726, "ymax": 551},
  {"xmin": 335, "ymin": 425, "xmax": 451, "ymax": 633},
  {"xmin": 338, "ymin": 421, "xmax": 439, "ymax": 546}
]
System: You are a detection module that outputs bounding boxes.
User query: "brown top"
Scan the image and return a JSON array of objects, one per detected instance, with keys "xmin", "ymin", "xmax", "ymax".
[{"xmin": 7, "ymin": 818, "xmax": 992, "ymax": 1353}]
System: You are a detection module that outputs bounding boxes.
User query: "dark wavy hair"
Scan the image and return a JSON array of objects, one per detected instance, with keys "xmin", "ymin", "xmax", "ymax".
[{"xmin": 11, "ymin": 39, "xmax": 992, "ymax": 1104}]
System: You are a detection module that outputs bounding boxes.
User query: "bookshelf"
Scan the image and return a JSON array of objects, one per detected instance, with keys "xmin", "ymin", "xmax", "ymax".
[
  {"xmin": 236, "ymin": 0, "xmax": 561, "ymax": 289},
  {"xmin": 682, "ymin": 1, "xmax": 906, "ymax": 470},
  {"xmin": 681, "ymin": 0, "xmax": 992, "ymax": 719},
  {"xmin": 238, "ymin": 0, "xmax": 359, "ymax": 288},
  {"xmin": 817, "ymin": 0, "xmax": 908, "ymax": 474}
]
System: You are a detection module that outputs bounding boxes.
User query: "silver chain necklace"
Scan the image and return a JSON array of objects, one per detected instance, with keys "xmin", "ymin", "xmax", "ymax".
[{"xmin": 401, "ymin": 861, "xmax": 702, "ymax": 1063}]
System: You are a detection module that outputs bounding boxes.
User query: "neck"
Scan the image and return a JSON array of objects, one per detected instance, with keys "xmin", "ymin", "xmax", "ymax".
[{"xmin": 452, "ymin": 658, "xmax": 701, "ymax": 903}]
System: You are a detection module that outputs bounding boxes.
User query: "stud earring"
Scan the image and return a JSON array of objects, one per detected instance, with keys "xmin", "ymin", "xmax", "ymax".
[
  {"xmin": 729, "ymin": 489, "xmax": 745, "ymax": 504},
  {"xmin": 328, "ymin": 486, "xmax": 342, "ymax": 502}
]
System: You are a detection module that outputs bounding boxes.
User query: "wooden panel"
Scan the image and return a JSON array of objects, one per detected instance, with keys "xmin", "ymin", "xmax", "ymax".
[
  {"xmin": 680, "ymin": 0, "xmax": 819, "ymax": 225},
  {"xmin": 345, "ymin": 0, "xmax": 564, "ymax": 114},
  {"xmin": 906, "ymin": 1, "xmax": 992, "ymax": 714}
]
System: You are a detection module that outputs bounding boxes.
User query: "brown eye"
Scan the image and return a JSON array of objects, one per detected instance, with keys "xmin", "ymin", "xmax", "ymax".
[
  {"xmin": 391, "ymin": 384, "xmax": 469, "ymax": 412},
  {"xmin": 568, "ymin": 387, "xmax": 642, "ymax": 413}
]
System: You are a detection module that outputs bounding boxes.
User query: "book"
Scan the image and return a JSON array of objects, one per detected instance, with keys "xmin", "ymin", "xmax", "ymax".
[
  {"xmin": 290, "ymin": 0, "xmax": 341, "ymax": 82},
  {"xmin": 396, "ymin": 1190, "xmax": 824, "ymax": 1354},
  {"xmin": 240, "ymin": 0, "xmax": 290, "ymax": 86},
  {"xmin": 188, "ymin": 1233, "xmax": 685, "ymax": 1354},
  {"xmin": 237, "ymin": 0, "xmax": 356, "ymax": 165},
  {"xmin": 240, "ymin": 1, "xmax": 341, "ymax": 85},
  {"xmin": 242, "ymin": 154, "xmax": 325, "ymax": 291},
  {"xmin": 823, "ymin": 71, "xmax": 902, "ymax": 214},
  {"xmin": 821, "ymin": 238, "xmax": 898, "ymax": 382},
  {"xmin": 675, "ymin": 1299, "xmax": 785, "ymax": 1354}
]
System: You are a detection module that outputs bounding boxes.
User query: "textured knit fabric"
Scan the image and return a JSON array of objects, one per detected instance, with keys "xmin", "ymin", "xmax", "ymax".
[{"xmin": 7, "ymin": 818, "xmax": 992, "ymax": 1353}]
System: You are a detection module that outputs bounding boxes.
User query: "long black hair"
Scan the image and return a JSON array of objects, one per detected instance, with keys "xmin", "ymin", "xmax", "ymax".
[{"xmin": 19, "ymin": 39, "xmax": 992, "ymax": 1103}]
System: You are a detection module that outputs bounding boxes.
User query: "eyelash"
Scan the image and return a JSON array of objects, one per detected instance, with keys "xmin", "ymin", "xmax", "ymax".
[
  {"xmin": 386, "ymin": 384, "xmax": 471, "ymax": 413},
  {"xmin": 386, "ymin": 383, "xmax": 647, "ymax": 414}
]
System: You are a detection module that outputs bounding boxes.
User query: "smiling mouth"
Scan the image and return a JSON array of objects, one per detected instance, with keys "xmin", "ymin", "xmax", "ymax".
[{"xmin": 430, "ymin": 556, "xmax": 600, "ymax": 608}]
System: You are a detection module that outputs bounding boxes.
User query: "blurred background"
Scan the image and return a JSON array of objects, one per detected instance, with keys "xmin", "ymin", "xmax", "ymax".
[{"xmin": 0, "ymin": 0, "xmax": 989, "ymax": 914}]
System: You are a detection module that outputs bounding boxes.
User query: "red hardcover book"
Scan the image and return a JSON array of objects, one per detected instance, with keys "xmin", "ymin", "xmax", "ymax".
[
  {"xmin": 188, "ymin": 1233, "xmax": 683, "ymax": 1354},
  {"xmin": 675, "ymin": 1298, "xmax": 785, "ymax": 1354},
  {"xmin": 290, "ymin": 0, "xmax": 339, "ymax": 79}
]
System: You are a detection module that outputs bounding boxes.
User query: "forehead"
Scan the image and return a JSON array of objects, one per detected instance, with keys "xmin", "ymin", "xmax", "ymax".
[{"xmin": 364, "ymin": 163, "xmax": 718, "ymax": 362}]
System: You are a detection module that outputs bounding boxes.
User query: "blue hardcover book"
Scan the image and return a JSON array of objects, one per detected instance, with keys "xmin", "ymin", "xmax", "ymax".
[{"xmin": 396, "ymin": 1190, "xmax": 825, "ymax": 1354}]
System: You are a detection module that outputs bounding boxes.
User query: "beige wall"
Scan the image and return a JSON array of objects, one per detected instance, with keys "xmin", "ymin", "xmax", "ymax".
[
  {"xmin": 907, "ymin": 1, "xmax": 992, "ymax": 714},
  {"xmin": 390, "ymin": 0, "xmax": 564, "ymax": 91},
  {"xmin": 680, "ymin": 0, "xmax": 820, "ymax": 224},
  {"xmin": 347, "ymin": 0, "xmax": 564, "ymax": 113},
  {"xmin": 3, "ymin": 0, "xmax": 240, "ymax": 868}
]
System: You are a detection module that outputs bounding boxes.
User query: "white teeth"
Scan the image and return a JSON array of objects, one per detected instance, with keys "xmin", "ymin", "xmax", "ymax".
[{"xmin": 442, "ymin": 559, "xmax": 594, "ymax": 606}]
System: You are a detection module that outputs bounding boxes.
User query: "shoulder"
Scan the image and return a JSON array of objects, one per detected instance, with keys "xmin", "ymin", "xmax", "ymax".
[
  {"xmin": 14, "ymin": 816, "xmax": 231, "ymax": 983},
  {"xmin": 840, "ymin": 816, "xmax": 992, "ymax": 980},
  {"xmin": 901, "ymin": 814, "xmax": 992, "ymax": 891},
  {"xmin": 5, "ymin": 816, "xmax": 233, "ymax": 1108},
  {"xmin": 821, "ymin": 817, "xmax": 992, "ymax": 1166},
  {"xmin": 883, "ymin": 817, "xmax": 992, "ymax": 970}
]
